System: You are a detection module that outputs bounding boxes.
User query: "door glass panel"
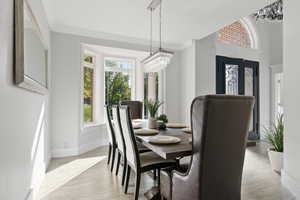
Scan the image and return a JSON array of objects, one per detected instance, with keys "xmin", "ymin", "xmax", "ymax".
[
  {"xmin": 244, "ymin": 67, "xmax": 254, "ymax": 131},
  {"xmin": 244, "ymin": 68, "xmax": 253, "ymax": 96},
  {"xmin": 225, "ymin": 64, "xmax": 239, "ymax": 95}
]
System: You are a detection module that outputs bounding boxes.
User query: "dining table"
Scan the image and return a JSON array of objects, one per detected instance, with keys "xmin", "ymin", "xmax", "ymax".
[
  {"xmin": 133, "ymin": 120, "xmax": 192, "ymax": 159},
  {"xmin": 135, "ymin": 127, "xmax": 192, "ymax": 160},
  {"xmin": 132, "ymin": 120, "xmax": 192, "ymax": 199}
]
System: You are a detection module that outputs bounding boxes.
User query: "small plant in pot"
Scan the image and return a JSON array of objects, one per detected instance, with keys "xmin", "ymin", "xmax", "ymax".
[
  {"xmin": 145, "ymin": 99, "xmax": 163, "ymax": 129},
  {"xmin": 156, "ymin": 114, "xmax": 168, "ymax": 130},
  {"xmin": 265, "ymin": 114, "xmax": 284, "ymax": 174}
]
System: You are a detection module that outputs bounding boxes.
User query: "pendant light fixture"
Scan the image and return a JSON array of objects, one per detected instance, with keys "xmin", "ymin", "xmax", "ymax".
[
  {"xmin": 142, "ymin": 0, "xmax": 174, "ymax": 73},
  {"xmin": 254, "ymin": 0, "xmax": 283, "ymax": 21}
]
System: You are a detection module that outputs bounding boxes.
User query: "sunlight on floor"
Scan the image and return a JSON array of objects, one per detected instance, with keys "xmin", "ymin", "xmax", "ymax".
[{"xmin": 37, "ymin": 156, "xmax": 106, "ymax": 199}]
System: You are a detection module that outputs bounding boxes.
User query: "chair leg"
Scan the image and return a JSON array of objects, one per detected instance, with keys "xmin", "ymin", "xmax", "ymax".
[
  {"xmin": 121, "ymin": 159, "xmax": 127, "ymax": 186},
  {"xmin": 115, "ymin": 151, "xmax": 121, "ymax": 175},
  {"xmin": 110, "ymin": 147, "xmax": 116, "ymax": 172},
  {"xmin": 157, "ymin": 169, "xmax": 161, "ymax": 187},
  {"xmin": 107, "ymin": 144, "xmax": 112, "ymax": 165},
  {"xmin": 134, "ymin": 172, "xmax": 141, "ymax": 200},
  {"xmin": 124, "ymin": 165, "xmax": 131, "ymax": 194},
  {"xmin": 153, "ymin": 169, "xmax": 157, "ymax": 180}
]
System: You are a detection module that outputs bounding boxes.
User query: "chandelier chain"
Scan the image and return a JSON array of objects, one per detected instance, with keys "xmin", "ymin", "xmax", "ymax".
[
  {"xmin": 150, "ymin": 8, "xmax": 153, "ymax": 55},
  {"xmin": 159, "ymin": 0, "xmax": 162, "ymax": 50}
]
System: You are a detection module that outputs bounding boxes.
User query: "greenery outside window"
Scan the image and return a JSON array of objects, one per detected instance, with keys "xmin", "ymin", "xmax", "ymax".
[
  {"xmin": 104, "ymin": 58, "xmax": 134, "ymax": 110},
  {"xmin": 83, "ymin": 55, "xmax": 95, "ymax": 123}
]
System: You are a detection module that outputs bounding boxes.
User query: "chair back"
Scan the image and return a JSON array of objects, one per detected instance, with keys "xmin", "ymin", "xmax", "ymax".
[
  {"xmin": 104, "ymin": 106, "xmax": 116, "ymax": 146},
  {"xmin": 119, "ymin": 106, "xmax": 140, "ymax": 171},
  {"xmin": 112, "ymin": 106, "xmax": 125, "ymax": 154},
  {"xmin": 174, "ymin": 95, "xmax": 255, "ymax": 200},
  {"xmin": 120, "ymin": 100, "xmax": 143, "ymax": 120}
]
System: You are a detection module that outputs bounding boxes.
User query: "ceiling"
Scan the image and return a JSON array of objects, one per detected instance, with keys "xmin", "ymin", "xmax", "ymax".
[{"xmin": 42, "ymin": 0, "xmax": 269, "ymax": 48}]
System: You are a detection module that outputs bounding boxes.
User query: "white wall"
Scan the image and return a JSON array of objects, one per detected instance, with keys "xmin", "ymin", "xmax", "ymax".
[
  {"xmin": 269, "ymin": 22, "xmax": 283, "ymax": 66},
  {"xmin": 165, "ymin": 51, "xmax": 182, "ymax": 122},
  {"xmin": 179, "ymin": 43, "xmax": 196, "ymax": 123},
  {"xmin": 51, "ymin": 31, "xmax": 182, "ymax": 157},
  {"xmin": 282, "ymin": 0, "xmax": 300, "ymax": 198},
  {"xmin": 0, "ymin": 0, "xmax": 51, "ymax": 199},
  {"xmin": 195, "ymin": 34, "xmax": 217, "ymax": 96}
]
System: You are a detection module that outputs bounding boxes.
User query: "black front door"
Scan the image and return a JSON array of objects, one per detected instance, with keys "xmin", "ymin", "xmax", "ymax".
[{"xmin": 216, "ymin": 56, "xmax": 260, "ymax": 140}]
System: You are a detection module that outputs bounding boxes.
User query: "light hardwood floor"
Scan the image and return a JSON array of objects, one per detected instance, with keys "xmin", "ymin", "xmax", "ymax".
[{"xmin": 38, "ymin": 142, "xmax": 294, "ymax": 200}]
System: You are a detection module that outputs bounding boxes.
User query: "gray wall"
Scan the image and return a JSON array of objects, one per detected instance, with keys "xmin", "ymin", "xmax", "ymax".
[{"xmin": 0, "ymin": 0, "xmax": 51, "ymax": 199}]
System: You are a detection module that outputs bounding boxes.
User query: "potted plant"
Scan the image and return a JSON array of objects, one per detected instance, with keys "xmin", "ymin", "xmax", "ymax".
[
  {"xmin": 157, "ymin": 114, "xmax": 168, "ymax": 123},
  {"xmin": 156, "ymin": 114, "xmax": 168, "ymax": 130},
  {"xmin": 265, "ymin": 114, "xmax": 284, "ymax": 174},
  {"xmin": 145, "ymin": 100, "xmax": 163, "ymax": 129}
]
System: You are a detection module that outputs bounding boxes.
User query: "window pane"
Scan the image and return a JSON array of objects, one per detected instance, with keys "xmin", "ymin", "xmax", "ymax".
[
  {"xmin": 143, "ymin": 72, "xmax": 159, "ymax": 118},
  {"xmin": 105, "ymin": 72, "xmax": 131, "ymax": 108},
  {"xmin": 104, "ymin": 59, "xmax": 133, "ymax": 70},
  {"xmin": 84, "ymin": 55, "xmax": 94, "ymax": 64},
  {"xmin": 217, "ymin": 21, "xmax": 251, "ymax": 48},
  {"xmin": 105, "ymin": 59, "xmax": 118, "ymax": 68},
  {"xmin": 225, "ymin": 64, "xmax": 239, "ymax": 95},
  {"xmin": 244, "ymin": 67, "xmax": 254, "ymax": 131},
  {"xmin": 84, "ymin": 67, "xmax": 94, "ymax": 123}
]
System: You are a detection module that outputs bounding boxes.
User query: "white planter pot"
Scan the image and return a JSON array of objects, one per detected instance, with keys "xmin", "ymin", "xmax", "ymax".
[
  {"xmin": 268, "ymin": 148, "xmax": 283, "ymax": 174},
  {"xmin": 148, "ymin": 118, "xmax": 157, "ymax": 129}
]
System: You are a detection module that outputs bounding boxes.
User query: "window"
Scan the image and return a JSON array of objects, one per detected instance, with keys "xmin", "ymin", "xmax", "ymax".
[
  {"xmin": 144, "ymin": 72, "xmax": 159, "ymax": 118},
  {"xmin": 217, "ymin": 21, "xmax": 251, "ymax": 48},
  {"xmin": 274, "ymin": 73, "xmax": 283, "ymax": 118},
  {"xmin": 83, "ymin": 55, "xmax": 95, "ymax": 123},
  {"xmin": 104, "ymin": 58, "xmax": 135, "ymax": 108}
]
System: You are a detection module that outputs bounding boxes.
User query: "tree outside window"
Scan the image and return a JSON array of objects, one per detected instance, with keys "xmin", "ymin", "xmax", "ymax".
[
  {"xmin": 83, "ymin": 55, "xmax": 95, "ymax": 123},
  {"xmin": 104, "ymin": 58, "xmax": 134, "ymax": 111}
]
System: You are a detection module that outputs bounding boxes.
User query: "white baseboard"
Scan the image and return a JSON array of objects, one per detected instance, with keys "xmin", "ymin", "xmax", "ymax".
[
  {"xmin": 282, "ymin": 170, "xmax": 300, "ymax": 199},
  {"xmin": 52, "ymin": 141, "xmax": 106, "ymax": 158},
  {"xmin": 52, "ymin": 147, "xmax": 79, "ymax": 158},
  {"xmin": 79, "ymin": 139, "xmax": 104, "ymax": 155}
]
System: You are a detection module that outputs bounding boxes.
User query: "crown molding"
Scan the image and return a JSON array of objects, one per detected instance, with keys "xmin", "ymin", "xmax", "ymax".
[{"xmin": 50, "ymin": 23, "xmax": 186, "ymax": 51}]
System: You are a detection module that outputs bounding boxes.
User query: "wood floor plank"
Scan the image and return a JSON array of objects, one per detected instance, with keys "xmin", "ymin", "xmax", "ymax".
[{"xmin": 38, "ymin": 143, "xmax": 294, "ymax": 200}]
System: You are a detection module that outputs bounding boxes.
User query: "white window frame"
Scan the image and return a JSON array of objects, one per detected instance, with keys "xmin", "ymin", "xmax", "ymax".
[
  {"xmin": 81, "ymin": 50, "xmax": 100, "ymax": 128},
  {"xmin": 270, "ymin": 64, "xmax": 283, "ymax": 123},
  {"xmin": 104, "ymin": 56, "xmax": 136, "ymax": 101}
]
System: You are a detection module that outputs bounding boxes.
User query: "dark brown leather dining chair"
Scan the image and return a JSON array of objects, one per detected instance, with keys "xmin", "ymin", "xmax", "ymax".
[
  {"xmin": 120, "ymin": 100, "xmax": 143, "ymax": 120},
  {"xmin": 160, "ymin": 95, "xmax": 255, "ymax": 200}
]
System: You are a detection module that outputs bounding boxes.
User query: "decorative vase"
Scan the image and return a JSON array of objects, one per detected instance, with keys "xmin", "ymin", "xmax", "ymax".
[
  {"xmin": 148, "ymin": 117, "xmax": 157, "ymax": 129},
  {"xmin": 268, "ymin": 148, "xmax": 283, "ymax": 174}
]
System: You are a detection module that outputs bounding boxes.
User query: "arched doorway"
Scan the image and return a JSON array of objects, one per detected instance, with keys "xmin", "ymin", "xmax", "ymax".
[{"xmin": 216, "ymin": 19, "xmax": 260, "ymax": 140}]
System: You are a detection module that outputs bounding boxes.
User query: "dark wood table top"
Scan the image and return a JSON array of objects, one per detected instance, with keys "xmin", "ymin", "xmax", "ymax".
[{"xmin": 135, "ymin": 127, "xmax": 192, "ymax": 160}]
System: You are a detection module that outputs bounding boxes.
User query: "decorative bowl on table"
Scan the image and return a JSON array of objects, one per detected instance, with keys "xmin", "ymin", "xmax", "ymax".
[
  {"xmin": 134, "ymin": 128, "xmax": 159, "ymax": 136},
  {"xmin": 149, "ymin": 136, "xmax": 181, "ymax": 145},
  {"xmin": 182, "ymin": 127, "xmax": 192, "ymax": 134},
  {"xmin": 166, "ymin": 123, "xmax": 187, "ymax": 129}
]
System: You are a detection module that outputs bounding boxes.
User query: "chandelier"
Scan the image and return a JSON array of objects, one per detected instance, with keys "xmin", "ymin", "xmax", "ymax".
[
  {"xmin": 254, "ymin": 0, "xmax": 283, "ymax": 21},
  {"xmin": 142, "ymin": 0, "xmax": 174, "ymax": 73}
]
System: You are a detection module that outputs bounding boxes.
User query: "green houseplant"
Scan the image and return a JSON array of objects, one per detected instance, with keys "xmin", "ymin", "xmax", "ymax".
[
  {"xmin": 157, "ymin": 114, "xmax": 168, "ymax": 123},
  {"xmin": 145, "ymin": 100, "xmax": 163, "ymax": 129},
  {"xmin": 265, "ymin": 114, "xmax": 284, "ymax": 173}
]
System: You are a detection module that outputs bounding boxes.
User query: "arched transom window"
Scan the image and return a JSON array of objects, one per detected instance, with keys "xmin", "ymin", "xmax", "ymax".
[{"xmin": 217, "ymin": 21, "xmax": 252, "ymax": 48}]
